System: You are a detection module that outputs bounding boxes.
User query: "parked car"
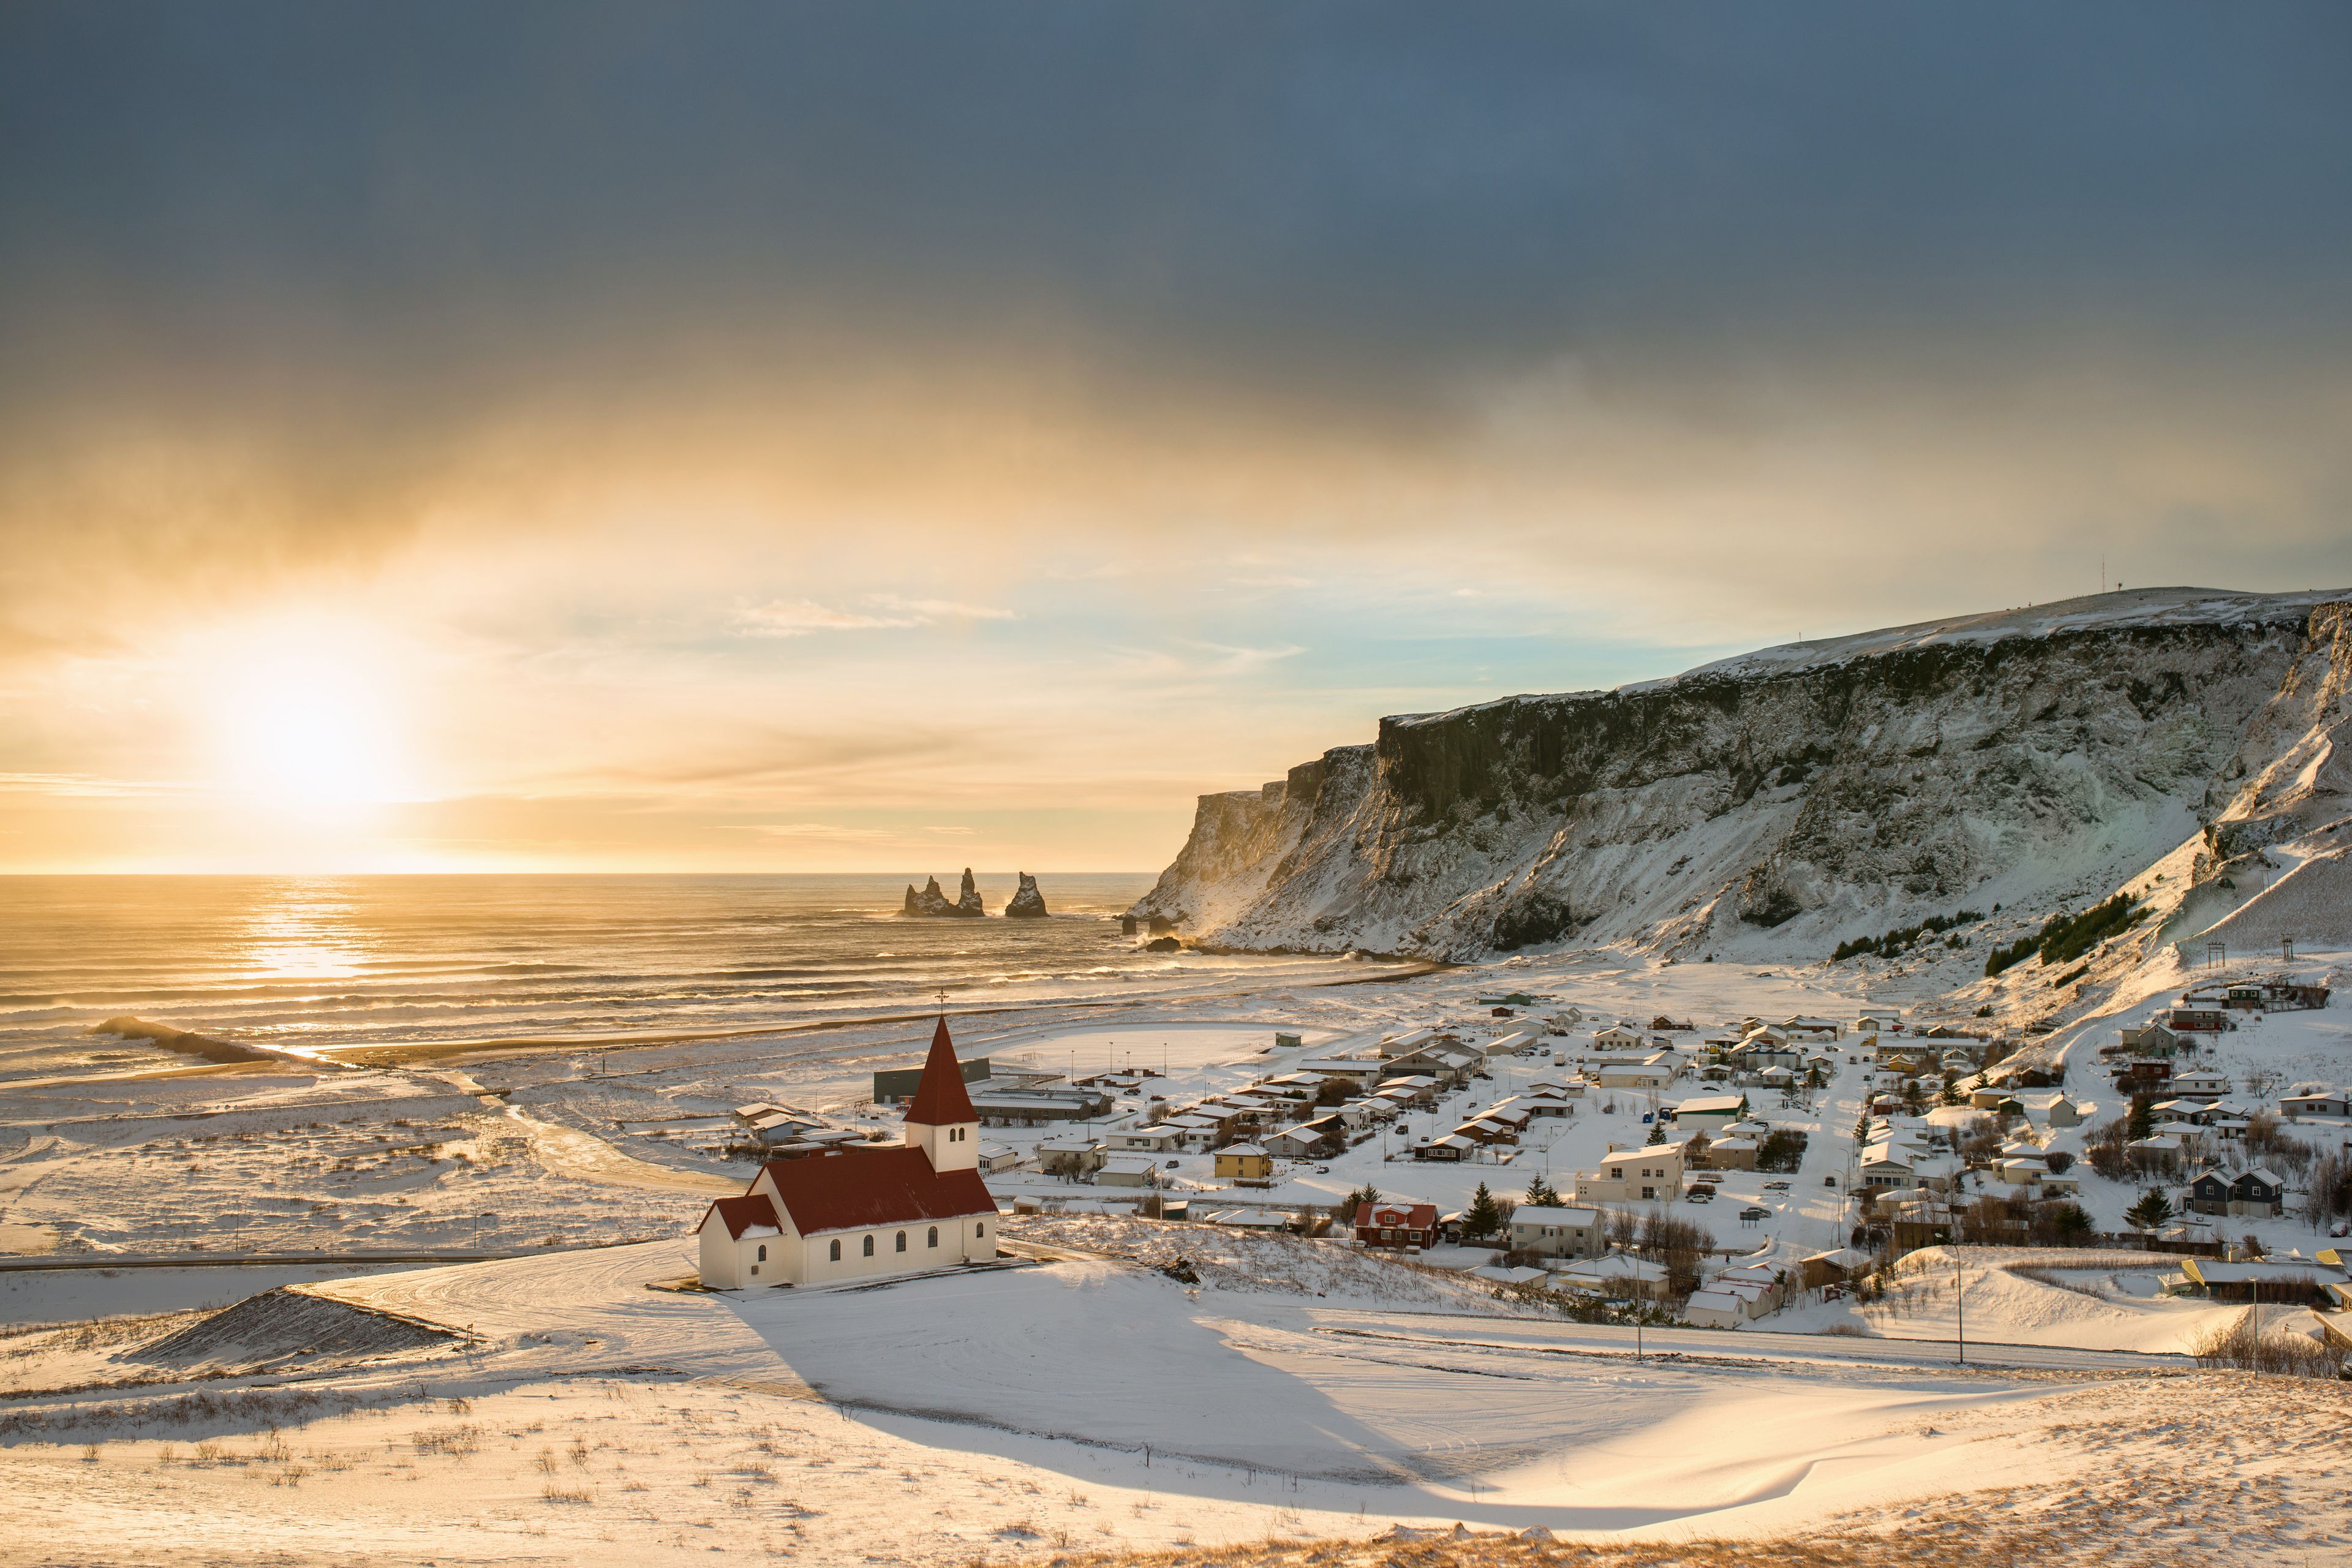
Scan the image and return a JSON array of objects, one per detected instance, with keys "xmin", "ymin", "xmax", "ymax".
[
  {"xmin": 1686, "ymin": 1190, "xmax": 1714, "ymax": 1204},
  {"xmin": 1763, "ymin": 1180, "xmax": 1791, "ymax": 1191}
]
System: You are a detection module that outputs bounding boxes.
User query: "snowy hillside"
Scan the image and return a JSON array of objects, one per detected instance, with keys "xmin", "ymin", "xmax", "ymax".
[{"xmin": 1133, "ymin": 588, "xmax": 2352, "ymax": 960}]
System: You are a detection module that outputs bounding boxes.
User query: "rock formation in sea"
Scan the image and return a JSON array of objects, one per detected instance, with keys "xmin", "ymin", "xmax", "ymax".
[
  {"xmin": 902, "ymin": 874, "xmax": 984, "ymax": 918},
  {"xmin": 1005, "ymin": 872, "xmax": 1049, "ymax": 919}
]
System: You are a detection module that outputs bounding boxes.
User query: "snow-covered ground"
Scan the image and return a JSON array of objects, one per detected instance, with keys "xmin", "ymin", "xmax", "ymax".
[
  {"xmin": 2, "ymin": 1235, "xmax": 2346, "ymax": 1566},
  {"xmin": 8, "ymin": 940, "xmax": 2352, "ymax": 1563}
]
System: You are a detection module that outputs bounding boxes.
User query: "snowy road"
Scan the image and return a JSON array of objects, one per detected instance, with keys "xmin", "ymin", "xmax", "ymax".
[{"xmin": 1313, "ymin": 1310, "xmax": 2190, "ymax": 1374}]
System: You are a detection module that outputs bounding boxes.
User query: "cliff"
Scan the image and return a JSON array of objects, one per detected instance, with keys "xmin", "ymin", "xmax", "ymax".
[{"xmin": 1131, "ymin": 588, "xmax": 2352, "ymax": 960}]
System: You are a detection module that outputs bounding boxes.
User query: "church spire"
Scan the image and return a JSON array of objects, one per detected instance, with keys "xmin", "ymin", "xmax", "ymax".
[{"xmin": 905, "ymin": 1015, "xmax": 978, "ymax": 1128}]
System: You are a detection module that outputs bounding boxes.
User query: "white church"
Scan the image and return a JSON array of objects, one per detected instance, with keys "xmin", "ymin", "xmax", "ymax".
[{"xmin": 696, "ymin": 1017, "xmax": 1000, "ymax": 1288}]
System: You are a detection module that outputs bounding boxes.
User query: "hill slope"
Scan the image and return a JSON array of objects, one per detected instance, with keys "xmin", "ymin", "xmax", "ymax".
[{"xmin": 1133, "ymin": 588, "xmax": 2352, "ymax": 960}]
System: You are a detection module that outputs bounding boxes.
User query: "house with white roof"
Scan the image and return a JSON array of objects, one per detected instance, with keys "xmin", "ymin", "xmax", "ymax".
[
  {"xmin": 1574, "ymin": 1143, "xmax": 1686, "ymax": 1204},
  {"xmin": 1553, "ymin": 1253, "xmax": 1671, "ymax": 1301},
  {"xmin": 1670, "ymin": 1093, "xmax": 1749, "ymax": 1134},
  {"xmin": 2171, "ymin": 1068, "xmax": 2232, "ymax": 1101},
  {"xmin": 1507, "ymin": 1204, "xmax": 1604, "ymax": 1260}
]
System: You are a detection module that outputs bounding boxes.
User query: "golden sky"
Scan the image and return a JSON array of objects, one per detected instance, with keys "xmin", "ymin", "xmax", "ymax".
[{"xmin": 2, "ymin": 5, "xmax": 2348, "ymax": 872}]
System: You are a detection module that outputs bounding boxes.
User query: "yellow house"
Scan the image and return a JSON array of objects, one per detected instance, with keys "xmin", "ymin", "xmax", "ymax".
[{"xmin": 1215, "ymin": 1144, "xmax": 1271, "ymax": 1180}]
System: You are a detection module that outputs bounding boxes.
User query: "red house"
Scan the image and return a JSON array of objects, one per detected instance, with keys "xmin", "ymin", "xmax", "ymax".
[{"xmin": 1354, "ymin": 1200, "xmax": 1439, "ymax": 1249}]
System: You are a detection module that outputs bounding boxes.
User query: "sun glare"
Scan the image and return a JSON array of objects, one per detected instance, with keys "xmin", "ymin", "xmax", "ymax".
[{"xmin": 202, "ymin": 623, "xmax": 417, "ymax": 810}]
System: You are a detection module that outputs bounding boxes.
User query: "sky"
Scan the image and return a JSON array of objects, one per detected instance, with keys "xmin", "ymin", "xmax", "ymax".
[{"xmin": 2, "ymin": 2, "xmax": 2350, "ymax": 873}]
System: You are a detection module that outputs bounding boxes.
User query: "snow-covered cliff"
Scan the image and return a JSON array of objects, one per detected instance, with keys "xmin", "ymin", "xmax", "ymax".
[{"xmin": 1131, "ymin": 588, "xmax": 2352, "ymax": 960}]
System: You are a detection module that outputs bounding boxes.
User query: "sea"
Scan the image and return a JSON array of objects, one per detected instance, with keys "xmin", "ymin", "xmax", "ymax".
[{"xmin": 0, "ymin": 874, "xmax": 1382, "ymax": 1072}]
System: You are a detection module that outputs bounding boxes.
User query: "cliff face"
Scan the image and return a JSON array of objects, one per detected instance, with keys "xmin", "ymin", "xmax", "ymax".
[{"xmin": 1131, "ymin": 589, "xmax": 2352, "ymax": 959}]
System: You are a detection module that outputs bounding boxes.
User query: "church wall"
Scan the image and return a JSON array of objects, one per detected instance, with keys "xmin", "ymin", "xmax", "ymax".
[{"xmin": 796, "ymin": 1211, "xmax": 997, "ymax": 1285}]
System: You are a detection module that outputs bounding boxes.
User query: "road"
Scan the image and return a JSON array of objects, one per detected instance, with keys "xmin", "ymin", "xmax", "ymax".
[
  {"xmin": 1328, "ymin": 1308, "xmax": 2190, "ymax": 1373},
  {"xmin": 0, "ymin": 1249, "xmax": 521, "ymax": 1273}
]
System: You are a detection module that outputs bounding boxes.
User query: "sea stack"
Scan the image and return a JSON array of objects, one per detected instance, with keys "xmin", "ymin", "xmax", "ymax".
[
  {"xmin": 903, "ymin": 875, "xmax": 982, "ymax": 918},
  {"xmin": 1005, "ymin": 872, "xmax": 1048, "ymax": 919}
]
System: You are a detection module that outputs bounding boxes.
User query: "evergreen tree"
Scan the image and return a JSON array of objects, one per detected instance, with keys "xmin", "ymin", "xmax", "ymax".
[
  {"xmin": 1523, "ymin": 1173, "xmax": 1560, "ymax": 1208},
  {"xmin": 1463, "ymin": 1182, "xmax": 1503, "ymax": 1241},
  {"xmin": 2125, "ymin": 1186, "xmax": 2173, "ymax": 1231},
  {"xmin": 1645, "ymin": 1118, "xmax": 1667, "ymax": 1145},
  {"xmin": 1343, "ymin": 1180, "xmax": 1381, "ymax": 1218},
  {"xmin": 2127, "ymin": 1096, "xmax": 2155, "ymax": 1142}
]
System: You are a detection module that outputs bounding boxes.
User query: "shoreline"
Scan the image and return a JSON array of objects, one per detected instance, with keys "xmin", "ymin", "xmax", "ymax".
[{"xmin": 100, "ymin": 957, "xmax": 1454, "ymax": 1071}]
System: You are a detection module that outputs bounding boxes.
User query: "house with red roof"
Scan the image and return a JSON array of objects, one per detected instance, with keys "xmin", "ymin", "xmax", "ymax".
[{"xmin": 696, "ymin": 1017, "xmax": 1000, "ymax": 1288}]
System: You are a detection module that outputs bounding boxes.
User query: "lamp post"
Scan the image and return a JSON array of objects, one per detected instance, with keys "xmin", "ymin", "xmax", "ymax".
[{"xmin": 1955, "ymin": 1254, "xmax": 1966, "ymax": 1366}]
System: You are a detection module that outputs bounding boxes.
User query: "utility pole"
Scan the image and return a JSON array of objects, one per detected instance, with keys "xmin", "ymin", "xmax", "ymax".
[{"xmin": 1955, "ymin": 1254, "xmax": 1965, "ymax": 1365}]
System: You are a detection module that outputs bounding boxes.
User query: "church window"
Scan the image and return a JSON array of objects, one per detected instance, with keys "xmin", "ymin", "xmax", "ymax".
[
  {"xmin": 927, "ymin": 1226, "xmax": 938, "ymax": 1248},
  {"xmin": 895, "ymin": 1231, "xmax": 907, "ymax": 1253},
  {"xmin": 756, "ymin": 1244, "xmax": 767, "ymax": 1262},
  {"xmin": 829, "ymin": 1240, "xmax": 840, "ymax": 1262},
  {"xmin": 862, "ymin": 1235, "xmax": 875, "ymax": 1257},
  {"xmin": 975, "ymin": 1221, "xmax": 986, "ymax": 1238}
]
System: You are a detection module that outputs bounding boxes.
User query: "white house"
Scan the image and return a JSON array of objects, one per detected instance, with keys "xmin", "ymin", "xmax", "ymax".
[
  {"xmin": 2282, "ymin": 1088, "xmax": 2352, "ymax": 1120},
  {"xmin": 1097, "ymin": 1155, "xmax": 1161, "ymax": 1188},
  {"xmin": 1554, "ymin": 1253, "xmax": 1671, "ymax": 1301},
  {"xmin": 1508, "ymin": 1204, "xmax": 1604, "ymax": 1260},
  {"xmin": 2171, "ymin": 1068, "xmax": 2231, "ymax": 1101},
  {"xmin": 1106, "ymin": 1125, "xmax": 1185, "ymax": 1154},
  {"xmin": 1681, "ymin": 1288, "xmax": 1749, "ymax": 1329},
  {"xmin": 697, "ymin": 1017, "xmax": 998, "ymax": 1289},
  {"xmin": 1574, "ymin": 1143, "xmax": 1686, "ymax": 1204},
  {"xmin": 1596, "ymin": 1055, "xmax": 1679, "ymax": 1091},
  {"xmin": 1672, "ymin": 1094, "xmax": 1749, "ymax": 1133}
]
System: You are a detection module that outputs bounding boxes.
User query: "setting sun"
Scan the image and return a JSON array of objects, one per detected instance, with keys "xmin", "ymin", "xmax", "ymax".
[{"xmin": 202, "ymin": 625, "xmax": 416, "ymax": 810}]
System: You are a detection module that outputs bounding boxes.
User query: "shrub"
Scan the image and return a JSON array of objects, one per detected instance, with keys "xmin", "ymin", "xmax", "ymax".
[{"xmin": 2192, "ymin": 1309, "xmax": 2347, "ymax": 1379}]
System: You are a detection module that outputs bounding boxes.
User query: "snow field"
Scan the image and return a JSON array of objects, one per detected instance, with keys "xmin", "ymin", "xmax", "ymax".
[{"xmin": 10, "ymin": 1234, "xmax": 2350, "ymax": 1565}]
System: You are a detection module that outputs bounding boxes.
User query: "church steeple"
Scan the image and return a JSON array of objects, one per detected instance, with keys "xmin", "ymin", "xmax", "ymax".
[{"xmin": 905, "ymin": 1016, "xmax": 979, "ymax": 1172}]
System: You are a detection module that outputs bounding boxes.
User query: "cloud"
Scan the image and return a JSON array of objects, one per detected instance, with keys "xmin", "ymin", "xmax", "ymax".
[
  {"xmin": 869, "ymin": 595, "xmax": 1017, "ymax": 622},
  {"xmin": 735, "ymin": 601, "xmax": 919, "ymax": 637},
  {"xmin": 729, "ymin": 821, "xmax": 897, "ymax": 842},
  {"xmin": 1186, "ymin": 641, "xmax": 1307, "ymax": 676},
  {"xmin": 0, "ymin": 772, "xmax": 196, "ymax": 799},
  {"xmin": 733, "ymin": 595, "xmax": 1015, "ymax": 639}
]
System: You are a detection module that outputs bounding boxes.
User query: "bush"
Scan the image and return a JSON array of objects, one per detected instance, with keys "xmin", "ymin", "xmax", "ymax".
[
  {"xmin": 1833, "ymin": 908, "xmax": 1986, "ymax": 963},
  {"xmin": 2038, "ymin": 894, "xmax": 2141, "ymax": 967},
  {"xmin": 2192, "ymin": 1310, "xmax": 2347, "ymax": 1379}
]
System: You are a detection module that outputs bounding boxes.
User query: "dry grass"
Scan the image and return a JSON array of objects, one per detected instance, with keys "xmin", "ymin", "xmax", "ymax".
[
  {"xmin": 2189, "ymin": 1307, "xmax": 2347, "ymax": 1379},
  {"xmin": 1027, "ymin": 1518, "xmax": 2253, "ymax": 1568}
]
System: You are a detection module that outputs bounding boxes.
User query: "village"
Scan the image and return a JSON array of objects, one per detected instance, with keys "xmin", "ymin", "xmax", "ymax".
[{"xmin": 695, "ymin": 960, "xmax": 2351, "ymax": 1344}]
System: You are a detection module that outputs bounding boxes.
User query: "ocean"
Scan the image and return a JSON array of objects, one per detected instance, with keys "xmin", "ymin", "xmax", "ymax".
[{"xmin": 0, "ymin": 874, "xmax": 1378, "ymax": 1074}]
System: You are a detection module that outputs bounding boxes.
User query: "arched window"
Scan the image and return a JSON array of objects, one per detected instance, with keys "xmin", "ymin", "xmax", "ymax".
[
  {"xmin": 862, "ymin": 1234, "xmax": 875, "ymax": 1257},
  {"xmin": 895, "ymin": 1231, "xmax": 907, "ymax": 1253},
  {"xmin": 756, "ymin": 1244, "xmax": 767, "ymax": 1262},
  {"xmin": 829, "ymin": 1239, "xmax": 840, "ymax": 1262},
  {"xmin": 927, "ymin": 1226, "xmax": 938, "ymax": 1248},
  {"xmin": 975, "ymin": 1221, "xmax": 986, "ymax": 1238}
]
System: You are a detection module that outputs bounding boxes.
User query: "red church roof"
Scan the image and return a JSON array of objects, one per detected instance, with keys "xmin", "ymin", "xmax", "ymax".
[
  {"xmin": 759, "ymin": 1146, "xmax": 995, "ymax": 1237},
  {"xmin": 703, "ymin": 1193, "xmax": 785, "ymax": 1239},
  {"xmin": 904, "ymin": 1016, "xmax": 977, "ymax": 1126}
]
